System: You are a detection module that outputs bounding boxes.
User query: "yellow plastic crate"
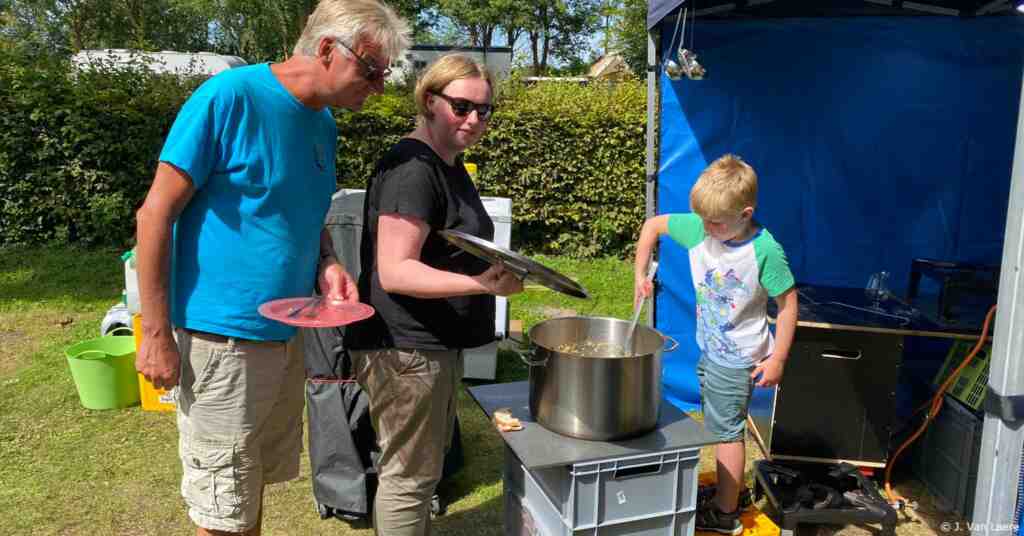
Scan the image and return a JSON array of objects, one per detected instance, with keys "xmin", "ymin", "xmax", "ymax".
[
  {"xmin": 132, "ymin": 314, "xmax": 176, "ymax": 412},
  {"xmin": 698, "ymin": 472, "xmax": 780, "ymax": 536}
]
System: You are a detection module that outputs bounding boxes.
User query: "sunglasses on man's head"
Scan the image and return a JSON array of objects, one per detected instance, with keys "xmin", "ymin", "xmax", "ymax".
[
  {"xmin": 430, "ymin": 92, "xmax": 494, "ymax": 121},
  {"xmin": 335, "ymin": 41, "xmax": 390, "ymax": 83}
]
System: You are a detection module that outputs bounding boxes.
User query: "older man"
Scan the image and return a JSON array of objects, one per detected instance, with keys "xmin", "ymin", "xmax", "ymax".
[{"xmin": 134, "ymin": 1, "xmax": 410, "ymax": 534}]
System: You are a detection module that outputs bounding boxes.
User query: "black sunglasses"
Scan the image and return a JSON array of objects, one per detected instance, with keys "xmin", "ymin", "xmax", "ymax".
[
  {"xmin": 335, "ymin": 41, "xmax": 390, "ymax": 82},
  {"xmin": 431, "ymin": 92, "xmax": 494, "ymax": 121}
]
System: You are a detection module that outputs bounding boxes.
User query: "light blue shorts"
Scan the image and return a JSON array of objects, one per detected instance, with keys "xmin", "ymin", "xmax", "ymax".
[{"xmin": 696, "ymin": 355, "xmax": 755, "ymax": 443}]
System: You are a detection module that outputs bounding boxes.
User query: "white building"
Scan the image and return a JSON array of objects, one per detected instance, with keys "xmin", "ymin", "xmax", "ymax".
[
  {"xmin": 72, "ymin": 49, "xmax": 246, "ymax": 77},
  {"xmin": 389, "ymin": 45, "xmax": 513, "ymax": 83}
]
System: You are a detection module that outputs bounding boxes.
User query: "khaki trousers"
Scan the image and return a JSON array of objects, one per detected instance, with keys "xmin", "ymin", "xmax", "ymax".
[{"xmin": 350, "ymin": 348, "xmax": 463, "ymax": 536}]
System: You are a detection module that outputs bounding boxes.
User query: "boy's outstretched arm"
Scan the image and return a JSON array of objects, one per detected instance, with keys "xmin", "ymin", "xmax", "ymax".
[
  {"xmin": 752, "ymin": 286, "xmax": 798, "ymax": 387},
  {"xmin": 634, "ymin": 215, "xmax": 670, "ymax": 307}
]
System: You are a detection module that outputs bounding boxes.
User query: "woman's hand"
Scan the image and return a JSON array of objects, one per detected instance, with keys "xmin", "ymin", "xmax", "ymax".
[
  {"xmin": 376, "ymin": 214, "xmax": 523, "ymax": 298},
  {"xmin": 475, "ymin": 264, "xmax": 523, "ymax": 296},
  {"xmin": 318, "ymin": 256, "xmax": 359, "ymax": 303}
]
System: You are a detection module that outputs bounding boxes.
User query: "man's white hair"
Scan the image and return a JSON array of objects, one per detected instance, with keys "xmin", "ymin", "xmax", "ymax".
[{"xmin": 293, "ymin": 0, "xmax": 411, "ymax": 61}]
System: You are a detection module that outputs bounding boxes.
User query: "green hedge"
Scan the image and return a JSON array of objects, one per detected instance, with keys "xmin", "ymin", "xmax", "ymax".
[
  {"xmin": 472, "ymin": 82, "xmax": 647, "ymax": 257},
  {"xmin": 0, "ymin": 50, "xmax": 196, "ymax": 246},
  {"xmin": 0, "ymin": 51, "xmax": 647, "ymax": 257}
]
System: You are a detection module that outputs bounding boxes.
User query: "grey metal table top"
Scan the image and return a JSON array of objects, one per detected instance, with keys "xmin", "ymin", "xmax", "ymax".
[{"xmin": 467, "ymin": 381, "xmax": 717, "ymax": 469}]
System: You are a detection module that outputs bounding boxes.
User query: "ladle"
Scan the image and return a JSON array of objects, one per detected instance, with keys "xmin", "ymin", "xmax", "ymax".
[{"xmin": 625, "ymin": 260, "xmax": 659, "ymax": 356}]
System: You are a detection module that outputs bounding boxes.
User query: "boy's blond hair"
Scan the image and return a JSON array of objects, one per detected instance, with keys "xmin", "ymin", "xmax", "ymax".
[
  {"xmin": 415, "ymin": 54, "xmax": 495, "ymax": 120},
  {"xmin": 293, "ymin": 0, "xmax": 411, "ymax": 61},
  {"xmin": 689, "ymin": 154, "xmax": 758, "ymax": 220}
]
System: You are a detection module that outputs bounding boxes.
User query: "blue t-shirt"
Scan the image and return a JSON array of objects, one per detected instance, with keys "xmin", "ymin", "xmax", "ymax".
[{"xmin": 159, "ymin": 64, "xmax": 337, "ymax": 341}]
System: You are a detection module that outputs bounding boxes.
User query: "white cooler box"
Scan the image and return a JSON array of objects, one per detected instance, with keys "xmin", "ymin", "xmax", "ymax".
[{"xmin": 326, "ymin": 188, "xmax": 511, "ymax": 380}]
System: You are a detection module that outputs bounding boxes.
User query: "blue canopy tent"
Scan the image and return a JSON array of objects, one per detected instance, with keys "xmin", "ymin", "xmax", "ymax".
[{"xmin": 644, "ymin": 1, "xmax": 1024, "ymax": 532}]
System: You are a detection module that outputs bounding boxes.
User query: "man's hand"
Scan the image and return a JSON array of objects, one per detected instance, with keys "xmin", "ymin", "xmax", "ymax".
[
  {"xmin": 751, "ymin": 355, "xmax": 786, "ymax": 387},
  {"xmin": 135, "ymin": 162, "xmax": 193, "ymax": 391},
  {"xmin": 319, "ymin": 257, "xmax": 359, "ymax": 303},
  {"xmin": 137, "ymin": 330, "xmax": 181, "ymax": 390}
]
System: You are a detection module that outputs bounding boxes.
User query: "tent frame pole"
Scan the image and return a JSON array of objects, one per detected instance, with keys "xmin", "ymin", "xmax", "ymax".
[
  {"xmin": 645, "ymin": 23, "xmax": 661, "ymax": 327},
  {"xmin": 971, "ymin": 66, "xmax": 1024, "ymax": 536}
]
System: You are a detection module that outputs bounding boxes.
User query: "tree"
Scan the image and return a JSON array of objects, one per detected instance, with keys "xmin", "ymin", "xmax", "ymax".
[
  {"xmin": 606, "ymin": 0, "xmax": 646, "ymax": 75},
  {"xmin": 522, "ymin": 0, "xmax": 600, "ymax": 75},
  {"xmin": 197, "ymin": 0, "xmax": 316, "ymax": 62},
  {"xmin": 496, "ymin": 0, "xmax": 530, "ymax": 51},
  {"xmin": 376, "ymin": 0, "xmax": 439, "ymax": 43},
  {"xmin": 1, "ymin": 0, "xmax": 441, "ymax": 63},
  {"xmin": 201, "ymin": 0, "xmax": 444, "ymax": 62},
  {"xmin": 3, "ymin": 0, "xmax": 81, "ymax": 53},
  {"xmin": 596, "ymin": 0, "xmax": 615, "ymax": 56},
  {"xmin": 105, "ymin": 0, "xmax": 210, "ymax": 51},
  {"xmin": 436, "ymin": 0, "xmax": 502, "ymax": 48},
  {"xmin": 3, "ymin": 0, "xmax": 209, "ymax": 54},
  {"xmin": 0, "ymin": 2, "xmax": 16, "ymax": 50}
]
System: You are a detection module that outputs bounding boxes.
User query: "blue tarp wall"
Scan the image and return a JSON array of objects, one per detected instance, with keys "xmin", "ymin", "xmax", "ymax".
[{"xmin": 655, "ymin": 15, "xmax": 1024, "ymax": 411}]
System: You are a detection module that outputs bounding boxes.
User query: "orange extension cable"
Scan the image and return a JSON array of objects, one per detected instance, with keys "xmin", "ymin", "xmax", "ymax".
[{"xmin": 883, "ymin": 304, "xmax": 998, "ymax": 508}]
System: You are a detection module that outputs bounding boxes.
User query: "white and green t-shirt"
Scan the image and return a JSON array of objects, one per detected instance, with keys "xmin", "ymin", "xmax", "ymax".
[{"xmin": 667, "ymin": 213, "xmax": 795, "ymax": 369}]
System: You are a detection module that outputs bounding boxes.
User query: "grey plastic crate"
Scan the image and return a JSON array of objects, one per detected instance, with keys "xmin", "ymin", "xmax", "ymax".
[
  {"xmin": 912, "ymin": 395, "xmax": 983, "ymax": 518},
  {"xmin": 507, "ymin": 484, "xmax": 544, "ymax": 536},
  {"xmin": 524, "ymin": 448, "xmax": 700, "ymax": 535}
]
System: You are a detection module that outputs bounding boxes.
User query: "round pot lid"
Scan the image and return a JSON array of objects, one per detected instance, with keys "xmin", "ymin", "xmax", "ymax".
[
  {"xmin": 258, "ymin": 297, "xmax": 375, "ymax": 328},
  {"xmin": 439, "ymin": 229, "xmax": 590, "ymax": 299}
]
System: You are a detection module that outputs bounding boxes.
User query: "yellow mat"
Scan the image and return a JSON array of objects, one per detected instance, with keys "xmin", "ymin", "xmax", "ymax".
[{"xmin": 697, "ymin": 472, "xmax": 780, "ymax": 536}]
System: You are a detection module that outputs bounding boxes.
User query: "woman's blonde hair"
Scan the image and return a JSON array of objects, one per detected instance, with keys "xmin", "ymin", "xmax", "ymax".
[
  {"xmin": 414, "ymin": 54, "xmax": 496, "ymax": 120},
  {"xmin": 689, "ymin": 154, "xmax": 759, "ymax": 219},
  {"xmin": 293, "ymin": 0, "xmax": 410, "ymax": 61}
]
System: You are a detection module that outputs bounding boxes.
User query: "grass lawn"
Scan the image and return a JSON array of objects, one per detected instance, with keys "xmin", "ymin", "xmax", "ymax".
[{"xmin": 0, "ymin": 246, "xmax": 963, "ymax": 535}]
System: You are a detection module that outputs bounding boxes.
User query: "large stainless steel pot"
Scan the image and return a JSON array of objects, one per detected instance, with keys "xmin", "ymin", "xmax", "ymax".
[{"xmin": 520, "ymin": 316, "xmax": 677, "ymax": 441}]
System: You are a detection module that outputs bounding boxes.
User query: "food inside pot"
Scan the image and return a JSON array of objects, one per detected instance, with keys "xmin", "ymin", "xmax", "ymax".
[{"xmin": 554, "ymin": 340, "xmax": 631, "ymax": 358}]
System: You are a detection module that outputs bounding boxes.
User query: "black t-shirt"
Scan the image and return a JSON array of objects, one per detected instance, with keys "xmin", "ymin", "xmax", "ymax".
[{"xmin": 344, "ymin": 138, "xmax": 496, "ymax": 350}]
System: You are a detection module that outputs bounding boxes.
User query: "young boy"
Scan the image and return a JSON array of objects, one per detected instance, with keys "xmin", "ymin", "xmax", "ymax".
[{"xmin": 634, "ymin": 154, "xmax": 798, "ymax": 535}]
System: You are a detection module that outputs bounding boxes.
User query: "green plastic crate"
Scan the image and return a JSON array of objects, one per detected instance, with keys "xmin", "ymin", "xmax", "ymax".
[{"xmin": 932, "ymin": 340, "xmax": 991, "ymax": 410}]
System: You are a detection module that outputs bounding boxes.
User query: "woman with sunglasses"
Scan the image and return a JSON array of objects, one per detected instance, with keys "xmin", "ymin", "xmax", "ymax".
[{"xmin": 344, "ymin": 54, "xmax": 522, "ymax": 535}]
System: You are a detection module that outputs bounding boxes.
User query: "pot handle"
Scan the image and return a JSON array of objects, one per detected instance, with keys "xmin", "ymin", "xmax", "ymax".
[
  {"xmin": 516, "ymin": 348, "xmax": 547, "ymax": 367},
  {"xmin": 662, "ymin": 335, "xmax": 679, "ymax": 352},
  {"xmin": 506, "ymin": 334, "xmax": 548, "ymax": 367},
  {"xmin": 506, "ymin": 333, "xmax": 527, "ymax": 346}
]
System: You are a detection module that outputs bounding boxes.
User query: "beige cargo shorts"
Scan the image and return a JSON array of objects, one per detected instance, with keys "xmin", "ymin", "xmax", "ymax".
[{"xmin": 174, "ymin": 328, "xmax": 305, "ymax": 532}]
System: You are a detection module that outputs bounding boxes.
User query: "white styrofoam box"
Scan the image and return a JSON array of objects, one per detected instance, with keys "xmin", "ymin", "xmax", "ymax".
[
  {"xmin": 480, "ymin": 195, "xmax": 512, "ymax": 340},
  {"xmin": 464, "ymin": 195, "xmax": 512, "ymax": 379}
]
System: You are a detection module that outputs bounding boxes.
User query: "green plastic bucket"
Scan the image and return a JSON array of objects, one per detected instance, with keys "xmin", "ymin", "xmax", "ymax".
[{"xmin": 64, "ymin": 329, "xmax": 140, "ymax": 410}]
